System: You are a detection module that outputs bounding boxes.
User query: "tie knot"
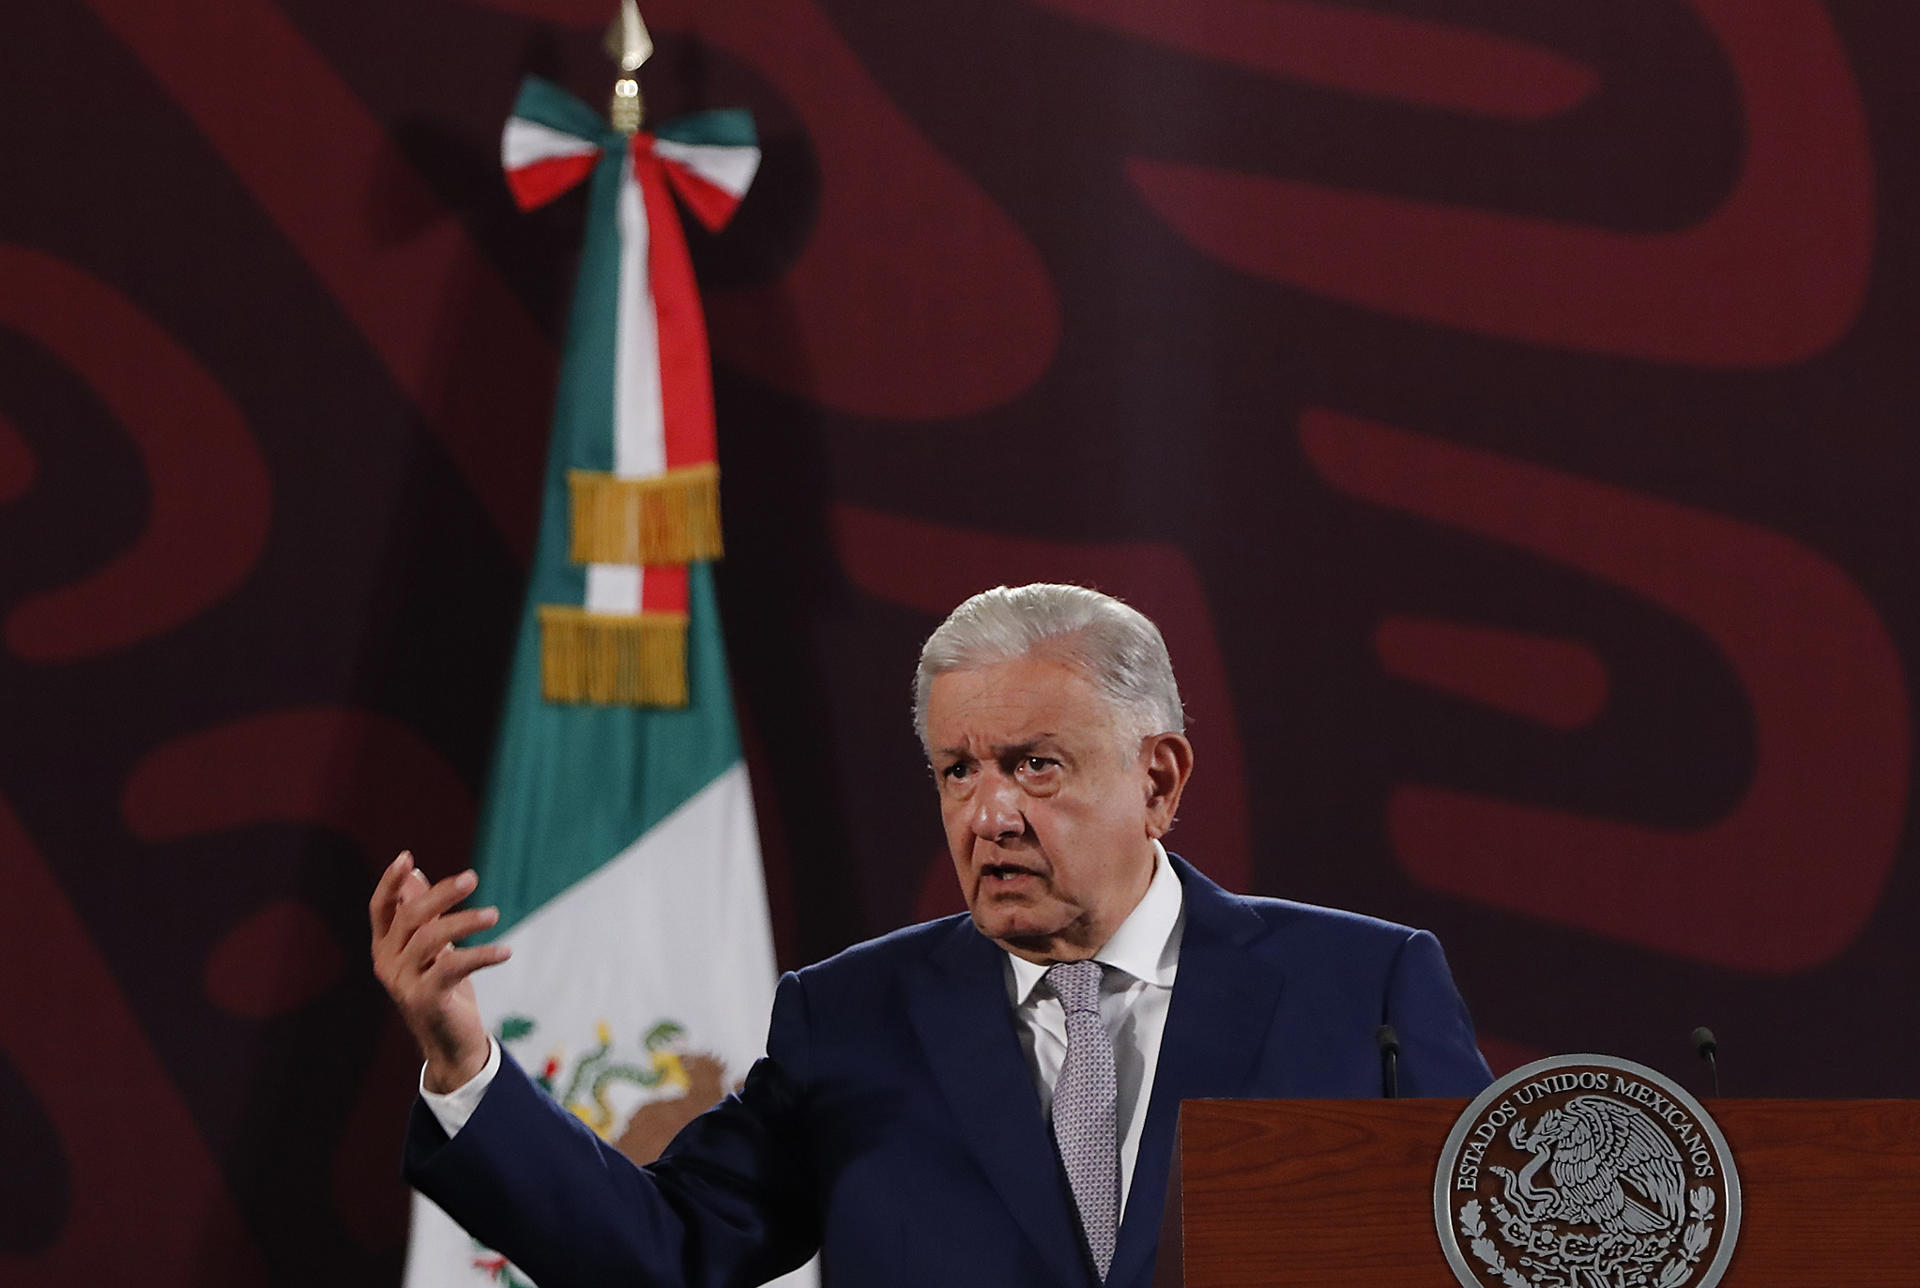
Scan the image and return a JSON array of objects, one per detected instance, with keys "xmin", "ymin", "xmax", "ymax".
[{"xmin": 1045, "ymin": 959, "xmax": 1103, "ymax": 1014}]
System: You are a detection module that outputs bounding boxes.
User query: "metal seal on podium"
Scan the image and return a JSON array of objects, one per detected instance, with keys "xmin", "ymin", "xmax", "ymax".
[{"xmin": 1434, "ymin": 1054, "xmax": 1741, "ymax": 1288}]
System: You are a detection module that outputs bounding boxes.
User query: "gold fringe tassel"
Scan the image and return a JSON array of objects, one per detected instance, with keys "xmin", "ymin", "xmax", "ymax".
[
  {"xmin": 568, "ymin": 464, "xmax": 723, "ymax": 566},
  {"xmin": 538, "ymin": 606, "xmax": 689, "ymax": 707}
]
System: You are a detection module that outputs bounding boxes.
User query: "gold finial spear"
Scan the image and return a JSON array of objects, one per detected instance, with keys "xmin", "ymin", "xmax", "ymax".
[{"xmin": 606, "ymin": 0, "xmax": 653, "ymax": 135}]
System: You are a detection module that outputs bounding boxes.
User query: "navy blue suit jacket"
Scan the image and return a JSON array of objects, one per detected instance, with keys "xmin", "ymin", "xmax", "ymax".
[{"xmin": 406, "ymin": 857, "xmax": 1491, "ymax": 1287}]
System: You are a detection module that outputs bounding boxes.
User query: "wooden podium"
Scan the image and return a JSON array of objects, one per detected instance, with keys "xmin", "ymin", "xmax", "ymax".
[{"xmin": 1154, "ymin": 1098, "xmax": 1920, "ymax": 1286}]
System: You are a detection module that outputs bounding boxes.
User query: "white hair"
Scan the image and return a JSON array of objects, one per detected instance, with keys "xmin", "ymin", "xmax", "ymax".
[{"xmin": 913, "ymin": 584, "xmax": 1185, "ymax": 752}]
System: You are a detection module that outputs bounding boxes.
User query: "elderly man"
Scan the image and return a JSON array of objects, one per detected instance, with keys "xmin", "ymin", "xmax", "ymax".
[{"xmin": 374, "ymin": 584, "xmax": 1491, "ymax": 1287}]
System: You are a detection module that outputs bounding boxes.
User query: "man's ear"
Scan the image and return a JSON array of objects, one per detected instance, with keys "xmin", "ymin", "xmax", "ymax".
[{"xmin": 1142, "ymin": 733, "xmax": 1194, "ymax": 839}]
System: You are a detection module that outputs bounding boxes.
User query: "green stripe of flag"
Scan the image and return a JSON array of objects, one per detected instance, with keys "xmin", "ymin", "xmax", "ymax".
[{"xmin": 473, "ymin": 562, "xmax": 742, "ymax": 940}]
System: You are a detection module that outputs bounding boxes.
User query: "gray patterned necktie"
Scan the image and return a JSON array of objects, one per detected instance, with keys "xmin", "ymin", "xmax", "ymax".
[{"xmin": 1046, "ymin": 959, "xmax": 1118, "ymax": 1281}]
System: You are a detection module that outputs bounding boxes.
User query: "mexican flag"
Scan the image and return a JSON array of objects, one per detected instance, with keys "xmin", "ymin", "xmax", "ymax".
[{"xmin": 402, "ymin": 78, "xmax": 812, "ymax": 1288}]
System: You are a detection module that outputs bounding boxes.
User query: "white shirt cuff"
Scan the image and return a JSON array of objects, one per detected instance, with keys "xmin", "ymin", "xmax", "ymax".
[{"xmin": 419, "ymin": 1036, "xmax": 501, "ymax": 1138}]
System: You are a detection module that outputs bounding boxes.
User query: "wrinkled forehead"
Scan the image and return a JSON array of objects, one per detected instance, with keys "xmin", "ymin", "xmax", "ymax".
[{"xmin": 924, "ymin": 654, "xmax": 1132, "ymax": 751}]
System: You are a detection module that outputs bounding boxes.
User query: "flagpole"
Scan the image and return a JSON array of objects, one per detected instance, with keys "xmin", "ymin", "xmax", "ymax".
[{"xmin": 607, "ymin": 0, "xmax": 652, "ymax": 135}]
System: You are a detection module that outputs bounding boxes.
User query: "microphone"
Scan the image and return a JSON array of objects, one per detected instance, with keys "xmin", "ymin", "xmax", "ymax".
[
  {"xmin": 1692, "ymin": 1026, "xmax": 1720, "ymax": 1096},
  {"xmin": 1377, "ymin": 1024, "xmax": 1401, "ymax": 1099}
]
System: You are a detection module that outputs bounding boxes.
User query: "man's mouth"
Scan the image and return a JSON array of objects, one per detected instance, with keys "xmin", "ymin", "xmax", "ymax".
[{"xmin": 982, "ymin": 863, "xmax": 1040, "ymax": 884}]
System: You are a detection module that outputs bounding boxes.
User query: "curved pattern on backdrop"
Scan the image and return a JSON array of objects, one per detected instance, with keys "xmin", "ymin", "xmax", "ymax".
[
  {"xmin": 1302, "ymin": 409, "xmax": 1908, "ymax": 974},
  {"xmin": 1127, "ymin": 0, "xmax": 1873, "ymax": 366},
  {"xmin": 0, "ymin": 247, "xmax": 270, "ymax": 660}
]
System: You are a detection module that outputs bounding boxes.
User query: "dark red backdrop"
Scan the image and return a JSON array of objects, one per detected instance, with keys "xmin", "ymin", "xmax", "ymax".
[{"xmin": 4, "ymin": 0, "xmax": 1917, "ymax": 1282}]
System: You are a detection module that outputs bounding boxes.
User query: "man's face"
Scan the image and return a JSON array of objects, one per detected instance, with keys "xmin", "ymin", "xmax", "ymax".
[{"xmin": 925, "ymin": 652, "xmax": 1186, "ymax": 962}]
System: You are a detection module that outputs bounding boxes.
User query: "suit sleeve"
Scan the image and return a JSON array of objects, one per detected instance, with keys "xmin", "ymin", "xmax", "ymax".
[
  {"xmin": 1383, "ymin": 929, "xmax": 1494, "ymax": 1097},
  {"xmin": 403, "ymin": 972, "xmax": 821, "ymax": 1288}
]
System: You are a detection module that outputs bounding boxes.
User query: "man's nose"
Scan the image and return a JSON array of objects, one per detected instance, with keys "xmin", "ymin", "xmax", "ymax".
[{"xmin": 969, "ymin": 771, "xmax": 1025, "ymax": 841}]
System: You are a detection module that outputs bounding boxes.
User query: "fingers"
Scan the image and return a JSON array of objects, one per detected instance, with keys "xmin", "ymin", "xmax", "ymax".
[
  {"xmin": 368, "ymin": 850, "xmax": 416, "ymax": 938},
  {"xmin": 394, "ymin": 868, "xmax": 430, "ymax": 915},
  {"xmin": 422, "ymin": 942, "xmax": 513, "ymax": 989},
  {"xmin": 383, "ymin": 867, "xmax": 481, "ymax": 956},
  {"xmin": 402, "ymin": 905, "xmax": 502, "ymax": 971},
  {"xmin": 371, "ymin": 855, "xmax": 503, "ymax": 989}
]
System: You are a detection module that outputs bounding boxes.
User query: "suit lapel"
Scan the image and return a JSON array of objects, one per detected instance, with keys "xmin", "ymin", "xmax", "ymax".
[
  {"xmin": 906, "ymin": 920, "xmax": 1092, "ymax": 1288},
  {"xmin": 1107, "ymin": 858, "xmax": 1285, "ymax": 1288}
]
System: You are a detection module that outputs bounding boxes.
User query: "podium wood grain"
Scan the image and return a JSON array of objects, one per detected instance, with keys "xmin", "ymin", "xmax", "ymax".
[{"xmin": 1155, "ymin": 1098, "xmax": 1920, "ymax": 1287}]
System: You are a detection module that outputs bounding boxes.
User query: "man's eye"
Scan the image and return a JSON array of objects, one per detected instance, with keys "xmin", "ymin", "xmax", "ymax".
[
  {"xmin": 1020, "ymin": 757, "xmax": 1057, "ymax": 774},
  {"xmin": 940, "ymin": 763, "xmax": 971, "ymax": 781}
]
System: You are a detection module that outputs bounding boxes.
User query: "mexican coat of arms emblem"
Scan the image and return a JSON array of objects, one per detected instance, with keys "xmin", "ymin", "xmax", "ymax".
[{"xmin": 1434, "ymin": 1054, "xmax": 1741, "ymax": 1288}]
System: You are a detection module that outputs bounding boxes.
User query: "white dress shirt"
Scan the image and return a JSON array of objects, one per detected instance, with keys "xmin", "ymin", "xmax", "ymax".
[
  {"xmin": 424, "ymin": 841, "xmax": 1188, "ymax": 1213},
  {"xmin": 1003, "ymin": 840, "xmax": 1184, "ymax": 1214},
  {"xmin": 422, "ymin": 1029, "xmax": 500, "ymax": 1136}
]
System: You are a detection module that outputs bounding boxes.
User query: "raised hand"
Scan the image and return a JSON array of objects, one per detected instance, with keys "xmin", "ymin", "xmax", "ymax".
[{"xmin": 370, "ymin": 850, "xmax": 511, "ymax": 1093}]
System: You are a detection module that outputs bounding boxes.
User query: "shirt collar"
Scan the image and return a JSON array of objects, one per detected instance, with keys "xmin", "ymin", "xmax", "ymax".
[{"xmin": 1006, "ymin": 840, "xmax": 1184, "ymax": 1005}]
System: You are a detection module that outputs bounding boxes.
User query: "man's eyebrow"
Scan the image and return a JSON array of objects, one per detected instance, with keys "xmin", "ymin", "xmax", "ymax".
[
  {"xmin": 930, "ymin": 733, "xmax": 1063, "ymax": 762},
  {"xmin": 990, "ymin": 734, "xmax": 1059, "ymax": 758}
]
